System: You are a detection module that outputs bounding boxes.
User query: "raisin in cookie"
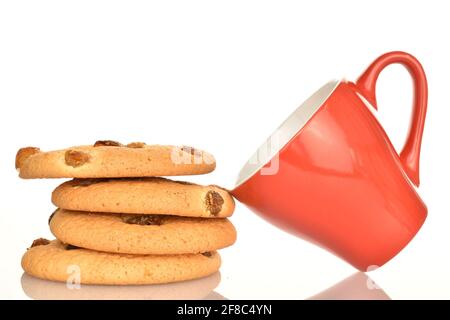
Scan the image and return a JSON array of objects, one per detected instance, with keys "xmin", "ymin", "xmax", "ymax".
[
  {"xmin": 22, "ymin": 239, "xmax": 221, "ymax": 285},
  {"xmin": 49, "ymin": 209, "xmax": 236, "ymax": 255},
  {"xmin": 52, "ymin": 177, "xmax": 235, "ymax": 218},
  {"xmin": 16, "ymin": 142, "xmax": 215, "ymax": 178}
]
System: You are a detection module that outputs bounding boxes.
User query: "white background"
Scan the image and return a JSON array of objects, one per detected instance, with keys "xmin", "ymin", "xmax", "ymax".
[{"xmin": 1, "ymin": 0, "xmax": 449, "ymax": 299}]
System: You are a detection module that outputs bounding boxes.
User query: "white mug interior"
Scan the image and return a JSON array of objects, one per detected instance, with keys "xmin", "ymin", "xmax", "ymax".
[{"xmin": 235, "ymin": 80, "xmax": 340, "ymax": 188}]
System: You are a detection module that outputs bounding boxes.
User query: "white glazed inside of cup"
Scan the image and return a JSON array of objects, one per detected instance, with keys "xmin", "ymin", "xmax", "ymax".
[{"xmin": 235, "ymin": 80, "xmax": 340, "ymax": 187}]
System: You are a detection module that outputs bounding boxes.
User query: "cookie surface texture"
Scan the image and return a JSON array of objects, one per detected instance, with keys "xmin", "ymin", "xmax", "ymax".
[
  {"xmin": 49, "ymin": 209, "xmax": 236, "ymax": 255},
  {"xmin": 16, "ymin": 143, "xmax": 215, "ymax": 178},
  {"xmin": 52, "ymin": 178, "xmax": 234, "ymax": 218}
]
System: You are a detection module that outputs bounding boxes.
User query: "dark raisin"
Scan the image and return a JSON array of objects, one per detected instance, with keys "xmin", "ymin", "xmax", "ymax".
[
  {"xmin": 93, "ymin": 140, "xmax": 122, "ymax": 147},
  {"xmin": 29, "ymin": 238, "xmax": 50, "ymax": 249},
  {"xmin": 205, "ymin": 191, "xmax": 224, "ymax": 216},
  {"xmin": 121, "ymin": 214, "xmax": 164, "ymax": 226},
  {"xmin": 65, "ymin": 150, "xmax": 90, "ymax": 167},
  {"xmin": 126, "ymin": 142, "xmax": 146, "ymax": 148},
  {"xmin": 65, "ymin": 244, "xmax": 80, "ymax": 250}
]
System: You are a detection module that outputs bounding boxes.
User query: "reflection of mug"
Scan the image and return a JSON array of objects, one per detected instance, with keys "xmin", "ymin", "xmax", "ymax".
[
  {"xmin": 21, "ymin": 272, "xmax": 221, "ymax": 300},
  {"xmin": 308, "ymin": 272, "xmax": 390, "ymax": 300},
  {"xmin": 233, "ymin": 52, "xmax": 428, "ymax": 271}
]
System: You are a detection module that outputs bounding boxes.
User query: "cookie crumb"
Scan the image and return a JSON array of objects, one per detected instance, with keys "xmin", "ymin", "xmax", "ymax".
[
  {"xmin": 94, "ymin": 140, "xmax": 122, "ymax": 147},
  {"xmin": 205, "ymin": 191, "xmax": 224, "ymax": 216},
  {"xmin": 121, "ymin": 214, "xmax": 164, "ymax": 226},
  {"xmin": 65, "ymin": 150, "xmax": 90, "ymax": 167},
  {"xmin": 15, "ymin": 147, "xmax": 41, "ymax": 169},
  {"xmin": 29, "ymin": 238, "xmax": 50, "ymax": 249}
]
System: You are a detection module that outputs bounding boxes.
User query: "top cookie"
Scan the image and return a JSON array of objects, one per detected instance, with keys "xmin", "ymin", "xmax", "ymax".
[{"xmin": 16, "ymin": 141, "xmax": 215, "ymax": 178}]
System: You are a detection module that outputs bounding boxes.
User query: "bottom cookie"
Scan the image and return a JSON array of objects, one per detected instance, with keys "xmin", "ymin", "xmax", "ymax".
[{"xmin": 21, "ymin": 239, "xmax": 220, "ymax": 285}]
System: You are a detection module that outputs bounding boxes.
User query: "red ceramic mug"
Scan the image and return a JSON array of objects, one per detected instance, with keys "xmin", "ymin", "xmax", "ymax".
[{"xmin": 232, "ymin": 51, "xmax": 428, "ymax": 271}]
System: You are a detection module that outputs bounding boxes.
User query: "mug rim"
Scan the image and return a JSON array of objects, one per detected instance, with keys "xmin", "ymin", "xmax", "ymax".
[{"xmin": 235, "ymin": 80, "xmax": 341, "ymax": 188}]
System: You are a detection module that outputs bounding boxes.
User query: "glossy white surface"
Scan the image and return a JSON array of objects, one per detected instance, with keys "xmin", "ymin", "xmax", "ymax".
[{"xmin": 1, "ymin": 0, "xmax": 450, "ymax": 299}]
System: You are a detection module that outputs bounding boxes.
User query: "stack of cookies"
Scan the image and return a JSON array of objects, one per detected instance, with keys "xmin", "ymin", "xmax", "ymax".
[{"xmin": 16, "ymin": 141, "xmax": 236, "ymax": 285}]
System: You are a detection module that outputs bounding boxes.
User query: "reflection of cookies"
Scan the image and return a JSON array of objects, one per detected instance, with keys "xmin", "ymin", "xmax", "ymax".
[
  {"xmin": 50, "ymin": 209, "xmax": 237, "ymax": 255},
  {"xmin": 17, "ymin": 142, "xmax": 215, "ymax": 179},
  {"xmin": 203, "ymin": 291, "xmax": 228, "ymax": 300},
  {"xmin": 22, "ymin": 240, "xmax": 221, "ymax": 285},
  {"xmin": 21, "ymin": 272, "xmax": 221, "ymax": 300},
  {"xmin": 52, "ymin": 178, "xmax": 235, "ymax": 218}
]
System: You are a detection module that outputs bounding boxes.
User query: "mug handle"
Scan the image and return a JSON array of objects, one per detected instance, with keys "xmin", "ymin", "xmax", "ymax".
[{"xmin": 355, "ymin": 51, "xmax": 428, "ymax": 187}]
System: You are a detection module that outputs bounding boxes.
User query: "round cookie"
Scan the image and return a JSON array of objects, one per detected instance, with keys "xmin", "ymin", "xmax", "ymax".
[
  {"xmin": 22, "ymin": 239, "xmax": 221, "ymax": 285},
  {"xmin": 52, "ymin": 177, "xmax": 235, "ymax": 218},
  {"xmin": 49, "ymin": 209, "xmax": 237, "ymax": 255},
  {"xmin": 16, "ymin": 141, "xmax": 215, "ymax": 179}
]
